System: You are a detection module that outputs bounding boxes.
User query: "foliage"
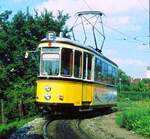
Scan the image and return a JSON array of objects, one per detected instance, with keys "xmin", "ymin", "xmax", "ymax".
[
  {"xmin": 118, "ymin": 91, "xmax": 150, "ymax": 101},
  {"xmin": 118, "ymin": 69, "xmax": 149, "ymax": 92},
  {"xmin": 0, "ymin": 9, "xmax": 69, "ymax": 122},
  {"xmin": 116, "ymin": 100, "xmax": 150, "ymax": 137},
  {"xmin": 118, "ymin": 69, "xmax": 131, "ymax": 91},
  {"xmin": 0, "ymin": 117, "xmax": 34, "ymax": 138}
]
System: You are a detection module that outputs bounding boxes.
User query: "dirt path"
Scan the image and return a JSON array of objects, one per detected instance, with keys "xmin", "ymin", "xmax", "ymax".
[
  {"xmin": 46, "ymin": 112, "xmax": 148, "ymax": 139},
  {"xmin": 9, "ymin": 112, "xmax": 148, "ymax": 139},
  {"xmin": 81, "ymin": 113, "xmax": 148, "ymax": 139}
]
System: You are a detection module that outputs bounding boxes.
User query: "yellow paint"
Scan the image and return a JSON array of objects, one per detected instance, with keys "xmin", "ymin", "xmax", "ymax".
[
  {"xmin": 82, "ymin": 83, "xmax": 93, "ymax": 102},
  {"xmin": 36, "ymin": 79, "xmax": 83, "ymax": 106},
  {"xmin": 36, "ymin": 79, "xmax": 116, "ymax": 107}
]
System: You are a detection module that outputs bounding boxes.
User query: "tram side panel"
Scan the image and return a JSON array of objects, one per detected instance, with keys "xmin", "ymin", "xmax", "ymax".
[
  {"xmin": 92, "ymin": 84, "xmax": 117, "ymax": 106},
  {"xmin": 81, "ymin": 83, "xmax": 117, "ymax": 107},
  {"xmin": 36, "ymin": 79, "xmax": 117, "ymax": 110}
]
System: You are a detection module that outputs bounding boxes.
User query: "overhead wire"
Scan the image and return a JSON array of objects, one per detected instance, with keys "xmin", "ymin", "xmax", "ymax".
[
  {"xmin": 137, "ymin": 0, "xmax": 149, "ymax": 14},
  {"xmin": 95, "ymin": 22, "xmax": 148, "ymax": 45},
  {"xmin": 81, "ymin": 0, "xmax": 149, "ymax": 46},
  {"xmin": 82, "ymin": 0, "xmax": 93, "ymax": 11},
  {"xmin": 106, "ymin": 36, "xmax": 148, "ymax": 46},
  {"xmin": 136, "ymin": 0, "xmax": 150, "ymax": 47}
]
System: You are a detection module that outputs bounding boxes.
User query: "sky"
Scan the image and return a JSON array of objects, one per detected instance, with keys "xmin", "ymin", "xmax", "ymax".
[{"xmin": 0, "ymin": 0, "xmax": 149, "ymax": 78}]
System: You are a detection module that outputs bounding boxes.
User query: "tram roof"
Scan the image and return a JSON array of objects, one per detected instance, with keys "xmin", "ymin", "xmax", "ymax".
[{"xmin": 40, "ymin": 37, "xmax": 118, "ymax": 67}]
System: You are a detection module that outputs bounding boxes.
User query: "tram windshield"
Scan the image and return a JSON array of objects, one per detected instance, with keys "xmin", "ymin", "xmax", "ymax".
[{"xmin": 41, "ymin": 53, "xmax": 59, "ymax": 75}]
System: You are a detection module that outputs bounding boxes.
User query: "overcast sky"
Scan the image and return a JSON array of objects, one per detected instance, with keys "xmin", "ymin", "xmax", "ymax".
[{"xmin": 0, "ymin": 0, "xmax": 149, "ymax": 78}]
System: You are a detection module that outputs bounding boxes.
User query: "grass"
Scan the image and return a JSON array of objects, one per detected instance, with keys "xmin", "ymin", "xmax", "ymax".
[
  {"xmin": 116, "ymin": 99, "xmax": 150, "ymax": 137},
  {"xmin": 0, "ymin": 117, "xmax": 35, "ymax": 138}
]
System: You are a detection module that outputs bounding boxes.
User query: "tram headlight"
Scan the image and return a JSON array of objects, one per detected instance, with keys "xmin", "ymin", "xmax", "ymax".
[
  {"xmin": 44, "ymin": 93, "xmax": 51, "ymax": 100},
  {"xmin": 45, "ymin": 86, "xmax": 51, "ymax": 92}
]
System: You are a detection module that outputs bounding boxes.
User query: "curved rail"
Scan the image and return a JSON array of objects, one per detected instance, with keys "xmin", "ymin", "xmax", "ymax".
[
  {"xmin": 76, "ymin": 119, "xmax": 92, "ymax": 139},
  {"xmin": 43, "ymin": 118, "xmax": 53, "ymax": 139},
  {"xmin": 42, "ymin": 109, "xmax": 114, "ymax": 139}
]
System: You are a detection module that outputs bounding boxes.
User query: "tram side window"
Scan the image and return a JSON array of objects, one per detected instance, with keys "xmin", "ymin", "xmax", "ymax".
[
  {"xmin": 74, "ymin": 51, "xmax": 82, "ymax": 78},
  {"xmin": 108, "ymin": 65, "xmax": 113, "ymax": 84},
  {"xmin": 83, "ymin": 53, "xmax": 87, "ymax": 79},
  {"xmin": 115, "ymin": 68, "xmax": 118, "ymax": 85},
  {"xmin": 83, "ymin": 53, "xmax": 92, "ymax": 80},
  {"xmin": 94, "ymin": 58, "xmax": 102, "ymax": 81},
  {"xmin": 87, "ymin": 54, "xmax": 92, "ymax": 80},
  {"xmin": 61, "ymin": 48, "xmax": 73, "ymax": 76},
  {"xmin": 102, "ymin": 62, "xmax": 108, "ymax": 83},
  {"xmin": 112, "ymin": 68, "xmax": 118, "ymax": 85}
]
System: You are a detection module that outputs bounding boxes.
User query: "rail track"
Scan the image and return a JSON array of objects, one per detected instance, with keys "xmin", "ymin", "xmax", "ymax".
[
  {"xmin": 42, "ymin": 108, "xmax": 114, "ymax": 139},
  {"xmin": 43, "ymin": 120, "xmax": 52, "ymax": 139},
  {"xmin": 75, "ymin": 119, "xmax": 92, "ymax": 139},
  {"xmin": 43, "ymin": 118, "xmax": 91, "ymax": 139},
  {"xmin": 42, "ymin": 112, "xmax": 91, "ymax": 139}
]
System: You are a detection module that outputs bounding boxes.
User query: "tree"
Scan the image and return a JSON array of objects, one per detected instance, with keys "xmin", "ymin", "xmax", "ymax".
[
  {"xmin": 118, "ymin": 69, "xmax": 149, "ymax": 93},
  {"xmin": 118, "ymin": 69, "xmax": 131, "ymax": 91},
  {"xmin": 0, "ymin": 9, "xmax": 69, "ymax": 121}
]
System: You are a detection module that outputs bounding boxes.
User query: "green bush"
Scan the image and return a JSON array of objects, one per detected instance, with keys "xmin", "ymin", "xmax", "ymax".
[
  {"xmin": 118, "ymin": 91, "xmax": 150, "ymax": 101},
  {"xmin": 116, "ymin": 106, "xmax": 150, "ymax": 137}
]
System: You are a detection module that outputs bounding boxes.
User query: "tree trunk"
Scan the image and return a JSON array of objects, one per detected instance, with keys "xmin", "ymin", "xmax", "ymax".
[
  {"xmin": 19, "ymin": 99, "xmax": 24, "ymax": 118},
  {"xmin": 1, "ymin": 99, "xmax": 5, "ymax": 124}
]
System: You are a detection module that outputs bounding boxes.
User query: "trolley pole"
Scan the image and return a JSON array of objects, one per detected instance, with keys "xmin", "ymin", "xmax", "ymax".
[{"xmin": 1, "ymin": 99, "xmax": 5, "ymax": 124}]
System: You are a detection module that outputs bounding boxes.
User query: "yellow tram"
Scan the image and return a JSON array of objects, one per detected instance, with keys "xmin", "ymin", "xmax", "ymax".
[{"xmin": 36, "ymin": 31, "xmax": 118, "ymax": 113}]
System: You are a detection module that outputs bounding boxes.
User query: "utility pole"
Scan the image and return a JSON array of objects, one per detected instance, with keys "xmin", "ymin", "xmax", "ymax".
[
  {"xmin": 1, "ymin": 99, "xmax": 5, "ymax": 124},
  {"xmin": 119, "ymin": 78, "xmax": 122, "ymax": 93},
  {"xmin": 149, "ymin": 19, "xmax": 150, "ymax": 49}
]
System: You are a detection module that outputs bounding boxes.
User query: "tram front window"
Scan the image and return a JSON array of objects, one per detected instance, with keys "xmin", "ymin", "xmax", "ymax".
[{"xmin": 41, "ymin": 53, "xmax": 59, "ymax": 75}]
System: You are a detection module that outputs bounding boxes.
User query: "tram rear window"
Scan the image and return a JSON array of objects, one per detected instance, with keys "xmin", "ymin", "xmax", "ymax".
[{"xmin": 61, "ymin": 48, "xmax": 73, "ymax": 76}]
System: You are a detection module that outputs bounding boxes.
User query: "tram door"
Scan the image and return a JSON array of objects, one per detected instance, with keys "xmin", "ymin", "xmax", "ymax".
[
  {"xmin": 82, "ymin": 53, "xmax": 93, "ymax": 103},
  {"xmin": 82, "ymin": 83, "xmax": 92, "ymax": 102}
]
